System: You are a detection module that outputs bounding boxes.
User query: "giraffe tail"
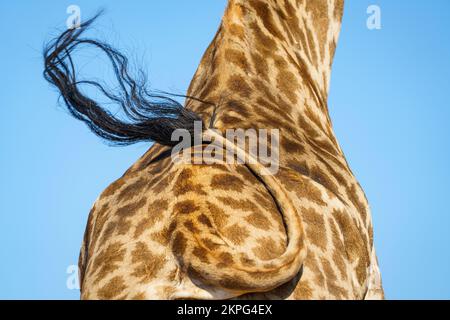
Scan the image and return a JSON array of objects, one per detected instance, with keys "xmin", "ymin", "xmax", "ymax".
[
  {"xmin": 43, "ymin": 12, "xmax": 202, "ymax": 147},
  {"xmin": 173, "ymin": 130, "xmax": 308, "ymax": 297}
]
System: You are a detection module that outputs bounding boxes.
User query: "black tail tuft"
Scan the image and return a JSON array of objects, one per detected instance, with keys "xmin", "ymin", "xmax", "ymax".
[{"xmin": 43, "ymin": 11, "xmax": 203, "ymax": 146}]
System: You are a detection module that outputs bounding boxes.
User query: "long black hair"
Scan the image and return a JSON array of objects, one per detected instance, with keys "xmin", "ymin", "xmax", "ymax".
[{"xmin": 43, "ymin": 12, "xmax": 203, "ymax": 146}]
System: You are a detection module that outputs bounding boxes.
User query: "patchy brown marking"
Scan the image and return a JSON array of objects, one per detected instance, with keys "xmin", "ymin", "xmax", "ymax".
[
  {"xmin": 202, "ymin": 237, "xmax": 221, "ymax": 251},
  {"xmin": 173, "ymin": 168, "xmax": 206, "ymax": 197},
  {"xmin": 131, "ymin": 242, "xmax": 166, "ymax": 282},
  {"xmin": 223, "ymin": 223, "xmax": 250, "ymax": 245},
  {"xmin": 174, "ymin": 200, "xmax": 200, "ymax": 215},
  {"xmin": 206, "ymin": 201, "xmax": 229, "ymax": 229},
  {"xmin": 171, "ymin": 232, "xmax": 187, "ymax": 258},
  {"xmin": 102, "ymin": 179, "xmax": 127, "ymax": 198},
  {"xmin": 116, "ymin": 198, "xmax": 147, "ymax": 218},
  {"xmin": 310, "ymin": 165, "xmax": 340, "ymax": 197},
  {"xmin": 133, "ymin": 199, "xmax": 168, "ymax": 238},
  {"xmin": 227, "ymin": 75, "xmax": 252, "ymax": 98},
  {"xmin": 282, "ymin": 139, "xmax": 305, "ymax": 154},
  {"xmin": 249, "ymin": 0, "xmax": 285, "ymax": 41},
  {"xmin": 92, "ymin": 242, "xmax": 126, "ymax": 284},
  {"xmin": 217, "ymin": 197, "xmax": 259, "ymax": 213},
  {"xmin": 224, "ymin": 49, "xmax": 250, "ymax": 71},
  {"xmin": 250, "ymin": 52, "xmax": 270, "ymax": 82},
  {"xmin": 278, "ymin": 169, "xmax": 326, "ymax": 206},
  {"xmin": 245, "ymin": 212, "xmax": 270, "ymax": 230},
  {"xmin": 117, "ymin": 178, "xmax": 148, "ymax": 203},
  {"xmin": 253, "ymin": 237, "xmax": 284, "ymax": 260},
  {"xmin": 228, "ymin": 23, "xmax": 245, "ymax": 39},
  {"xmin": 192, "ymin": 246, "xmax": 209, "ymax": 264},
  {"xmin": 97, "ymin": 276, "xmax": 127, "ymax": 300},
  {"xmin": 184, "ymin": 220, "xmax": 200, "ymax": 233},
  {"xmin": 249, "ymin": 21, "xmax": 277, "ymax": 56},
  {"xmin": 276, "ymin": 70, "xmax": 299, "ymax": 104},
  {"xmin": 198, "ymin": 214, "xmax": 213, "ymax": 228},
  {"xmin": 217, "ymin": 252, "xmax": 234, "ymax": 268},
  {"xmin": 151, "ymin": 227, "xmax": 170, "ymax": 246},
  {"xmin": 303, "ymin": 208, "xmax": 327, "ymax": 250},
  {"xmin": 210, "ymin": 174, "xmax": 244, "ymax": 191}
]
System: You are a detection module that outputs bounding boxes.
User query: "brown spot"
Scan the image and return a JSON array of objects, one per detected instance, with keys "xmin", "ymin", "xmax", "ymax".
[
  {"xmin": 249, "ymin": 21, "xmax": 277, "ymax": 53},
  {"xmin": 133, "ymin": 199, "xmax": 168, "ymax": 238},
  {"xmin": 202, "ymin": 237, "xmax": 220, "ymax": 251},
  {"xmin": 171, "ymin": 232, "xmax": 187, "ymax": 258},
  {"xmin": 321, "ymin": 258, "xmax": 337, "ymax": 282},
  {"xmin": 227, "ymin": 75, "xmax": 252, "ymax": 98},
  {"xmin": 298, "ymin": 114, "xmax": 320, "ymax": 139},
  {"xmin": 151, "ymin": 227, "xmax": 170, "ymax": 246},
  {"xmin": 228, "ymin": 23, "xmax": 245, "ymax": 39},
  {"xmin": 278, "ymin": 168, "xmax": 326, "ymax": 206},
  {"xmin": 174, "ymin": 200, "xmax": 200, "ymax": 215},
  {"xmin": 183, "ymin": 220, "xmax": 199, "ymax": 233},
  {"xmin": 116, "ymin": 198, "xmax": 147, "ymax": 217},
  {"xmin": 224, "ymin": 49, "xmax": 250, "ymax": 71},
  {"xmin": 245, "ymin": 212, "xmax": 270, "ymax": 230},
  {"xmin": 131, "ymin": 242, "xmax": 166, "ymax": 282},
  {"xmin": 276, "ymin": 70, "xmax": 299, "ymax": 104},
  {"xmin": 310, "ymin": 165, "xmax": 340, "ymax": 197},
  {"xmin": 251, "ymin": 52, "xmax": 270, "ymax": 82},
  {"xmin": 328, "ymin": 282, "xmax": 348, "ymax": 300},
  {"xmin": 223, "ymin": 224, "xmax": 250, "ymax": 245},
  {"xmin": 217, "ymin": 197, "xmax": 259, "ymax": 213},
  {"xmin": 253, "ymin": 237, "xmax": 284, "ymax": 260},
  {"xmin": 101, "ymin": 179, "xmax": 126, "ymax": 198},
  {"xmin": 117, "ymin": 178, "xmax": 149, "ymax": 202},
  {"xmin": 249, "ymin": 0, "xmax": 285, "ymax": 41},
  {"xmin": 92, "ymin": 242, "xmax": 126, "ymax": 284},
  {"xmin": 173, "ymin": 168, "xmax": 206, "ymax": 196},
  {"xmin": 97, "ymin": 276, "xmax": 126, "ymax": 300},
  {"xmin": 303, "ymin": 208, "xmax": 327, "ymax": 250},
  {"xmin": 210, "ymin": 174, "xmax": 243, "ymax": 191},
  {"xmin": 217, "ymin": 252, "xmax": 234, "ymax": 268},
  {"xmin": 282, "ymin": 139, "xmax": 305, "ymax": 154},
  {"xmin": 197, "ymin": 214, "xmax": 213, "ymax": 228},
  {"xmin": 192, "ymin": 246, "xmax": 209, "ymax": 264},
  {"xmin": 206, "ymin": 201, "xmax": 229, "ymax": 229}
]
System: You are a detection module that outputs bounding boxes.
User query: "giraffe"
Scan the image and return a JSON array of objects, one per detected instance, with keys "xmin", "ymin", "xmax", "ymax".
[{"xmin": 44, "ymin": 0, "xmax": 384, "ymax": 300}]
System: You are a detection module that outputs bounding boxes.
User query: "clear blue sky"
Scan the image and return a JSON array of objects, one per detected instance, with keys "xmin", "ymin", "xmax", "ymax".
[{"xmin": 1, "ymin": 0, "xmax": 449, "ymax": 299}]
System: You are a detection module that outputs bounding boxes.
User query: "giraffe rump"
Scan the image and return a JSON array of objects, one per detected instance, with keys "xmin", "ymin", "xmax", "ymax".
[{"xmin": 43, "ymin": 12, "xmax": 202, "ymax": 147}]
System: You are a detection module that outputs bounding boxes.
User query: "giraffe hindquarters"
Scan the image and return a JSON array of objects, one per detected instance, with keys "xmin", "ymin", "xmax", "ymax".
[{"xmin": 167, "ymin": 162, "xmax": 307, "ymax": 299}]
